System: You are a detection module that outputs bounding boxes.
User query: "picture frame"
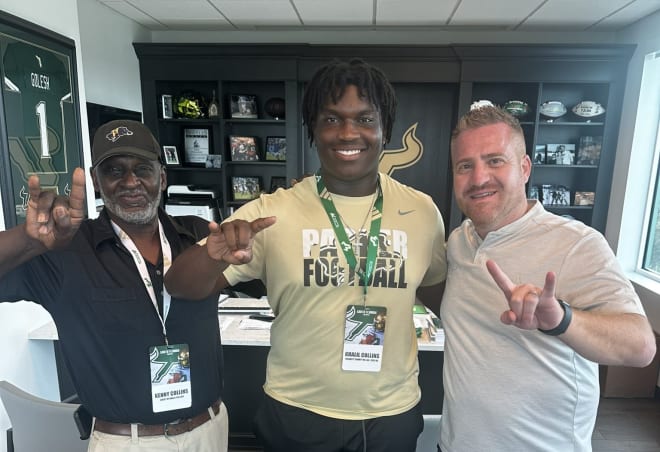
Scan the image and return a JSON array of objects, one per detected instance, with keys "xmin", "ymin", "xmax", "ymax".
[
  {"xmin": 574, "ymin": 191, "xmax": 595, "ymax": 206},
  {"xmin": 230, "ymin": 94, "xmax": 258, "ymax": 119},
  {"xmin": 161, "ymin": 94, "xmax": 173, "ymax": 119},
  {"xmin": 577, "ymin": 136, "xmax": 602, "ymax": 166},
  {"xmin": 162, "ymin": 146, "xmax": 180, "ymax": 166},
  {"xmin": 0, "ymin": 12, "xmax": 85, "ymax": 227},
  {"xmin": 265, "ymin": 136, "xmax": 287, "ymax": 161},
  {"xmin": 230, "ymin": 136, "xmax": 259, "ymax": 161},
  {"xmin": 183, "ymin": 128, "xmax": 210, "ymax": 165},
  {"xmin": 541, "ymin": 184, "xmax": 570, "ymax": 206},
  {"xmin": 533, "ymin": 145, "xmax": 546, "ymax": 165},
  {"xmin": 232, "ymin": 176, "xmax": 262, "ymax": 201},
  {"xmin": 205, "ymin": 154, "xmax": 222, "ymax": 169},
  {"xmin": 546, "ymin": 144, "xmax": 575, "ymax": 165},
  {"xmin": 269, "ymin": 176, "xmax": 287, "ymax": 193}
]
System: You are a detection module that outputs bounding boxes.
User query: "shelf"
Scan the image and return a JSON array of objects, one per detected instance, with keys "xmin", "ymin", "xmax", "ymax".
[
  {"xmin": 159, "ymin": 118, "xmax": 219, "ymax": 125},
  {"xmin": 167, "ymin": 166, "xmax": 223, "ymax": 172},
  {"xmin": 545, "ymin": 205, "xmax": 593, "ymax": 210},
  {"xmin": 225, "ymin": 118, "xmax": 286, "ymax": 125},
  {"xmin": 226, "ymin": 161, "xmax": 286, "ymax": 167},
  {"xmin": 532, "ymin": 164, "xmax": 598, "ymax": 169},
  {"xmin": 538, "ymin": 121, "xmax": 604, "ymax": 127}
]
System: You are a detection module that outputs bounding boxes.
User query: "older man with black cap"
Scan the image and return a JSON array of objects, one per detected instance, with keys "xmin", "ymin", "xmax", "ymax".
[{"xmin": 0, "ymin": 119, "xmax": 228, "ymax": 451}]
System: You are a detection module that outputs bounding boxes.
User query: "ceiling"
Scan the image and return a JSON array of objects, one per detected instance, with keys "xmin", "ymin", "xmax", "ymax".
[{"xmin": 97, "ymin": 0, "xmax": 660, "ymax": 32}]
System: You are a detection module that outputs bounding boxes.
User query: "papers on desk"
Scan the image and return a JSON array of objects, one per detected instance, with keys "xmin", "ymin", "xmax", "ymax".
[
  {"xmin": 218, "ymin": 296, "xmax": 270, "ymax": 313},
  {"xmin": 239, "ymin": 318, "xmax": 272, "ymax": 330}
]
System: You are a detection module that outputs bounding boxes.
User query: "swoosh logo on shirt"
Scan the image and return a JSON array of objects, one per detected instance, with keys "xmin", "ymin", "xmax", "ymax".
[{"xmin": 398, "ymin": 209, "xmax": 415, "ymax": 215}]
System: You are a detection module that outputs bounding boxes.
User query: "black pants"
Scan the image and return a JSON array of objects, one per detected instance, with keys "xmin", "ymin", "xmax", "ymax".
[{"xmin": 253, "ymin": 395, "xmax": 424, "ymax": 452}]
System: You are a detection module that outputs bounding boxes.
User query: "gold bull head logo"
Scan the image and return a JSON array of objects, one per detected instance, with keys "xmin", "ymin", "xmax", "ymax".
[{"xmin": 378, "ymin": 123, "xmax": 423, "ymax": 176}]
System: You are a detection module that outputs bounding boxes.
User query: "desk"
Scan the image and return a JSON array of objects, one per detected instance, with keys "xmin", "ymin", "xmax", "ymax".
[
  {"xmin": 29, "ymin": 302, "xmax": 445, "ymax": 448},
  {"xmin": 217, "ymin": 300, "xmax": 444, "ymax": 447}
]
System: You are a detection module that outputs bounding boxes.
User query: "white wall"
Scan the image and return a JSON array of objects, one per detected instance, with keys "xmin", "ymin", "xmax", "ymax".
[{"xmin": 0, "ymin": 2, "xmax": 148, "ymax": 451}]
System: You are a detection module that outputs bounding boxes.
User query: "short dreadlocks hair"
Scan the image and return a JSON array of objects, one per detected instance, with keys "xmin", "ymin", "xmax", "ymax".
[{"xmin": 302, "ymin": 58, "xmax": 397, "ymax": 146}]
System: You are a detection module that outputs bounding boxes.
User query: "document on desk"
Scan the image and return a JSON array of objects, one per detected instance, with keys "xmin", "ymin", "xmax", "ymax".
[
  {"xmin": 239, "ymin": 318, "xmax": 272, "ymax": 330},
  {"xmin": 218, "ymin": 296, "xmax": 270, "ymax": 313}
]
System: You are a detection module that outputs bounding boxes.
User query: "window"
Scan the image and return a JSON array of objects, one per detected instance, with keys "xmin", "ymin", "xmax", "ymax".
[{"xmin": 641, "ymin": 121, "xmax": 660, "ymax": 275}]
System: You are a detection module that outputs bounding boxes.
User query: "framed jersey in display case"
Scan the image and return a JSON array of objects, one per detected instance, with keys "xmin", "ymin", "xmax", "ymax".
[{"xmin": 0, "ymin": 12, "xmax": 84, "ymax": 227}]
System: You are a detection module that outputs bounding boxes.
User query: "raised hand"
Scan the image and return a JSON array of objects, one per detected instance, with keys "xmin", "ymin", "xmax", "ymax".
[
  {"xmin": 486, "ymin": 259, "xmax": 565, "ymax": 331},
  {"xmin": 205, "ymin": 216, "xmax": 276, "ymax": 265},
  {"xmin": 24, "ymin": 167, "xmax": 86, "ymax": 250}
]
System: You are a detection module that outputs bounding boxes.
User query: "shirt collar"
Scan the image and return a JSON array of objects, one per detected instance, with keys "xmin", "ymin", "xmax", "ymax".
[{"xmin": 90, "ymin": 208, "xmax": 196, "ymax": 249}]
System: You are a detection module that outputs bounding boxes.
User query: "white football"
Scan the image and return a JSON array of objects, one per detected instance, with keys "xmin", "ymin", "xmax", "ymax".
[
  {"xmin": 539, "ymin": 101, "xmax": 567, "ymax": 118},
  {"xmin": 572, "ymin": 101, "xmax": 605, "ymax": 118}
]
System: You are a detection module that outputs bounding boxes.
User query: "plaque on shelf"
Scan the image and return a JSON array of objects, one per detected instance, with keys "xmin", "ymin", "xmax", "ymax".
[
  {"xmin": 183, "ymin": 128, "xmax": 210, "ymax": 164},
  {"xmin": 577, "ymin": 136, "xmax": 602, "ymax": 166}
]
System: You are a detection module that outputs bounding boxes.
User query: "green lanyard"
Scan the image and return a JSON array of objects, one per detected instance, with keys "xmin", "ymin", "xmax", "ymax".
[{"xmin": 315, "ymin": 171, "xmax": 383, "ymax": 299}]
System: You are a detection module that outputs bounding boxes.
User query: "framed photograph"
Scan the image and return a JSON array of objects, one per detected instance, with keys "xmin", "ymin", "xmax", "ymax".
[
  {"xmin": 265, "ymin": 136, "xmax": 287, "ymax": 161},
  {"xmin": 183, "ymin": 128, "xmax": 210, "ymax": 165},
  {"xmin": 528, "ymin": 185, "xmax": 540, "ymax": 200},
  {"xmin": 230, "ymin": 94, "xmax": 258, "ymax": 119},
  {"xmin": 163, "ymin": 146, "xmax": 180, "ymax": 166},
  {"xmin": 533, "ymin": 145, "xmax": 546, "ymax": 164},
  {"xmin": 0, "ymin": 12, "xmax": 85, "ymax": 227},
  {"xmin": 161, "ymin": 94, "xmax": 173, "ymax": 119},
  {"xmin": 230, "ymin": 136, "xmax": 259, "ymax": 161},
  {"xmin": 574, "ymin": 191, "xmax": 595, "ymax": 206},
  {"xmin": 577, "ymin": 136, "xmax": 602, "ymax": 166},
  {"xmin": 270, "ymin": 176, "xmax": 287, "ymax": 193},
  {"xmin": 205, "ymin": 154, "xmax": 222, "ymax": 169},
  {"xmin": 546, "ymin": 144, "xmax": 575, "ymax": 165},
  {"xmin": 541, "ymin": 184, "xmax": 570, "ymax": 206},
  {"xmin": 232, "ymin": 176, "xmax": 262, "ymax": 201}
]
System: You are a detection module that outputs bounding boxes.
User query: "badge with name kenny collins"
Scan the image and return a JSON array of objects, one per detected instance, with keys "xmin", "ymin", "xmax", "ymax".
[
  {"xmin": 149, "ymin": 344, "xmax": 192, "ymax": 412},
  {"xmin": 342, "ymin": 305, "xmax": 387, "ymax": 372}
]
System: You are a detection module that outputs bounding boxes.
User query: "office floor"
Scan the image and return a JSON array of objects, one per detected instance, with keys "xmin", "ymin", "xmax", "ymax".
[
  {"xmin": 592, "ymin": 397, "xmax": 660, "ymax": 452},
  {"xmin": 228, "ymin": 397, "xmax": 660, "ymax": 452}
]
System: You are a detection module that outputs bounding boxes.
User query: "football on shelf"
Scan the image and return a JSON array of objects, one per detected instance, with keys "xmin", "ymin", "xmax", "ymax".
[
  {"xmin": 502, "ymin": 100, "xmax": 529, "ymax": 118},
  {"xmin": 539, "ymin": 101, "xmax": 567, "ymax": 119},
  {"xmin": 572, "ymin": 101, "xmax": 605, "ymax": 118}
]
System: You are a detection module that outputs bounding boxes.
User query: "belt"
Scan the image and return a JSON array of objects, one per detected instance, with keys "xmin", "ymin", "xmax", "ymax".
[{"xmin": 93, "ymin": 400, "xmax": 221, "ymax": 437}]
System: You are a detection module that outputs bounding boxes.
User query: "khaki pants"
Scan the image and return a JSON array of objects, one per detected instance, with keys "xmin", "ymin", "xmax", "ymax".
[{"xmin": 88, "ymin": 402, "xmax": 228, "ymax": 452}]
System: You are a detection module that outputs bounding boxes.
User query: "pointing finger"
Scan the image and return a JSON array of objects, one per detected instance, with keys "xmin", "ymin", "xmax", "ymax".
[
  {"xmin": 250, "ymin": 216, "xmax": 276, "ymax": 234},
  {"xmin": 486, "ymin": 259, "xmax": 514, "ymax": 299}
]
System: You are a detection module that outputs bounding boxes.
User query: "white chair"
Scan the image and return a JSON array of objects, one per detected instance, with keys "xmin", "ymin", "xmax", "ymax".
[
  {"xmin": 0, "ymin": 380, "xmax": 89, "ymax": 452},
  {"xmin": 416, "ymin": 414, "xmax": 442, "ymax": 452}
]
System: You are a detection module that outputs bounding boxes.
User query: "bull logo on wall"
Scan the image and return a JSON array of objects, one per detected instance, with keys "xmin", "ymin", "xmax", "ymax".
[{"xmin": 378, "ymin": 123, "xmax": 422, "ymax": 176}]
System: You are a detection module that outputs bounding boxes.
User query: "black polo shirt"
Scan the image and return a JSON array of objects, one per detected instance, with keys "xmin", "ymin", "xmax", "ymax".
[{"xmin": 0, "ymin": 209, "xmax": 223, "ymax": 424}]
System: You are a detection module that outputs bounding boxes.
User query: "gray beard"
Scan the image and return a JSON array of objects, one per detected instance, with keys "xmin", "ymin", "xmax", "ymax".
[{"xmin": 99, "ymin": 185, "xmax": 162, "ymax": 225}]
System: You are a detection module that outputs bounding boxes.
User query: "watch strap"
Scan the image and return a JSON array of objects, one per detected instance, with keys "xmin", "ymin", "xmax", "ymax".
[{"xmin": 538, "ymin": 299, "xmax": 572, "ymax": 336}]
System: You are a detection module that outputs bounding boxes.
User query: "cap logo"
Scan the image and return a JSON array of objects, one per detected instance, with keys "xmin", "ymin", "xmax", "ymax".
[{"xmin": 106, "ymin": 126, "xmax": 133, "ymax": 143}]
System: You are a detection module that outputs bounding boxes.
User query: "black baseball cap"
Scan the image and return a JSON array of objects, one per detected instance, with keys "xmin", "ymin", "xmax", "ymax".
[{"xmin": 92, "ymin": 119, "xmax": 162, "ymax": 167}]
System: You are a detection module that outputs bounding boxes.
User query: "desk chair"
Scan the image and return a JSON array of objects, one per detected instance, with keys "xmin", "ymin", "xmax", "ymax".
[
  {"xmin": 416, "ymin": 414, "xmax": 442, "ymax": 452},
  {"xmin": 0, "ymin": 380, "xmax": 88, "ymax": 452}
]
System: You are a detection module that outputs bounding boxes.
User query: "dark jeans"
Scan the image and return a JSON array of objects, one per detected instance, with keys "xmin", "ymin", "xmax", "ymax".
[{"xmin": 253, "ymin": 395, "xmax": 424, "ymax": 452}]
